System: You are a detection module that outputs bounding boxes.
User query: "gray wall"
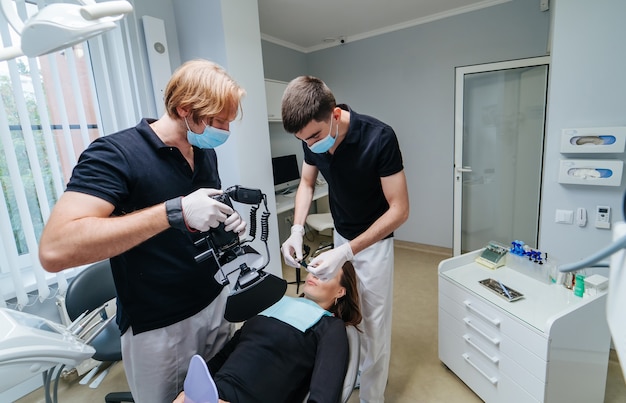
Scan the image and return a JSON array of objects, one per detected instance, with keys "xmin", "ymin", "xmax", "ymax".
[
  {"xmin": 262, "ymin": 41, "xmax": 308, "ymax": 82},
  {"xmin": 539, "ymin": 0, "xmax": 626, "ymax": 263},
  {"xmin": 262, "ymin": 0, "xmax": 550, "ymax": 248},
  {"xmin": 170, "ymin": 0, "xmax": 281, "ymax": 276},
  {"xmin": 261, "ymin": 41, "xmax": 308, "ymax": 175}
]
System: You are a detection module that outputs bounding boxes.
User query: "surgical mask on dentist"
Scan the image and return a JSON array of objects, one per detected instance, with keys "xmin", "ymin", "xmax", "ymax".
[
  {"xmin": 308, "ymin": 115, "xmax": 338, "ymax": 154},
  {"xmin": 185, "ymin": 117, "xmax": 230, "ymax": 149}
]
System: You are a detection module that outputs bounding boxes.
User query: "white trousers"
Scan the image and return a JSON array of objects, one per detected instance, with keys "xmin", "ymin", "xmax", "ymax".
[
  {"xmin": 336, "ymin": 233, "xmax": 394, "ymax": 403},
  {"xmin": 121, "ymin": 287, "xmax": 233, "ymax": 403}
]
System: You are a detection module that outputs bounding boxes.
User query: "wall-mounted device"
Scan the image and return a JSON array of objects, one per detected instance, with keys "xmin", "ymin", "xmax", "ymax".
[
  {"xmin": 560, "ymin": 127, "xmax": 626, "ymax": 153},
  {"xmin": 558, "ymin": 159, "xmax": 623, "ymax": 186},
  {"xmin": 595, "ymin": 206, "xmax": 611, "ymax": 229},
  {"xmin": 142, "ymin": 15, "xmax": 172, "ymax": 117},
  {"xmin": 576, "ymin": 207, "xmax": 587, "ymax": 227}
]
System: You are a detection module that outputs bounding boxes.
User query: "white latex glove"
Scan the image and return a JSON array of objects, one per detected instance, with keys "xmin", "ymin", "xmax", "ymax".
[
  {"xmin": 281, "ymin": 224, "xmax": 305, "ymax": 268},
  {"xmin": 181, "ymin": 189, "xmax": 233, "ymax": 232},
  {"xmin": 224, "ymin": 211, "xmax": 247, "ymax": 236},
  {"xmin": 307, "ymin": 243, "xmax": 354, "ymax": 281}
]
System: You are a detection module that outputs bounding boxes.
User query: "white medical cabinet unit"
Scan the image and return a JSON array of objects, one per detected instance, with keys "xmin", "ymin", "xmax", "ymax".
[
  {"xmin": 264, "ymin": 79, "xmax": 288, "ymax": 121},
  {"xmin": 438, "ymin": 250, "xmax": 611, "ymax": 403}
]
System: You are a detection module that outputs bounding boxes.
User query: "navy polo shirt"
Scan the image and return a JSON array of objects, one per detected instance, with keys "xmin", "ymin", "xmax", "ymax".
[
  {"xmin": 303, "ymin": 105, "xmax": 404, "ymax": 240},
  {"xmin": 66, "ymin": 119, "xmax": 224, "ymax": 335}
]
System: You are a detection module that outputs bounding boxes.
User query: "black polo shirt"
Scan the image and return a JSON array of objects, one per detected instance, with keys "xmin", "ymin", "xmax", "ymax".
[
  {"xmin": 303, "ymin": 105, "xmax": 404, "ymax": 241},
  {"xmin": 66, "ymin": 118, "xmax": 224, "ymax": 335}
]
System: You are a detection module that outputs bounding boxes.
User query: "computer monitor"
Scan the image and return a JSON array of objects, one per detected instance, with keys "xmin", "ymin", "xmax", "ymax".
[{"xmin": 272, "ymin": 154, "xmax": 300, "ymax": 194}]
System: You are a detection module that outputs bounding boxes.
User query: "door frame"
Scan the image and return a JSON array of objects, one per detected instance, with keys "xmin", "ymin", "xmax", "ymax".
[{"xmin": 453, "ymin": 56, "xmax": 551, "ymax": 255}]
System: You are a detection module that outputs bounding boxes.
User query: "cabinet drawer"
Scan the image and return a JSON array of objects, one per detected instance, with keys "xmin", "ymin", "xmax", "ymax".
[
  {"xmin": 440, "ymin": 294, "xmax": 501, "ymax": 358},
  {"xmin": 440, "ymin": 306, "xmax": 546, "ymax": 400},
  {"xmin": 499, "ymin": 348, "xmax": 545, "ymax": 401},
  {"xmin": 440, "ymin": 278, "xmax": 502, "ymax": 331},
  {"xmin": 439, "ymin": 319, "xmax": 540, "ymax": 403},
  {"xmin": 440, "ymin": 293, "xmax": 547, "ymax": 382},
  {"xmin": 440, "ymin": 308, "xmax": 501, "ymax": 369},
  {"xmin": 439, "ymin": 277, "xmax": 549, "ymax": 359},
  {"xmin": 500, "ymin": 332, "xmax": 547, "ymax": 383},
  {"xmin": 499, "ymin": 372, "xmax": 541, "ymax": 403},
  {"xmin": 440, "ymin": 318, "xmax": 499, "ymax": 402}
]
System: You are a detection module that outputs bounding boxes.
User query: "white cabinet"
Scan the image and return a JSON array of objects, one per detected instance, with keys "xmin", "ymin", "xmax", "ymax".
[
  {"xmin": 265, "ymin": 79, "xmax": 288, "ymax": 121},
  {"xmin": 438, "ymin": 250, "xmax": 611, "ymax": 403}
]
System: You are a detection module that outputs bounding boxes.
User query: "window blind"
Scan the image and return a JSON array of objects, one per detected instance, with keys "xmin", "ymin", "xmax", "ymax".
[{"xmin": 0, "ymin": 0, "xmax": 142, "ymax": 309}]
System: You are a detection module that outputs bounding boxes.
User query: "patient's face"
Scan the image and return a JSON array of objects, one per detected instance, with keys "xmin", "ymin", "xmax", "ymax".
[{"xmin": 302, "ymin": 270, "xmax": 344, "ymax": 310}]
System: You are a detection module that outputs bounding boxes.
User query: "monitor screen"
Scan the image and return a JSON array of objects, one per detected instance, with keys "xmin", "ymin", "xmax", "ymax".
[{"xmin": 272, "ymin": 154, "xmax": 300, "ymax": 194}]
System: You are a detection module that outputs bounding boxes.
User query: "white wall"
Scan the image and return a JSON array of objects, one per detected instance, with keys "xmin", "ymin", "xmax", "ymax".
[
  {"xmin": 298, "ymin": 0, "xmax": 550, "ymax": 248},
  {"xmin": 262, "ymin": 0, "xmax": 626, "ymax": 265},
  {"xmin": 171, "ymin": 0, "xmax": 281, "ymax": 277},
  {"xmin": 126, "ymin": 0, "xmax": 182, "ymax": 118},
  {"xmin": 539, "ymin": 0, "xmax": 626, "ymax": 264}
]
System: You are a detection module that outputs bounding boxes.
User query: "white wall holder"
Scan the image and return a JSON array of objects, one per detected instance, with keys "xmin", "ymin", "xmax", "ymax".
[
  {"xmin": 558, "ymin": 159, "xmax": 623, "ymax": 186},
  {"xmin": 560, "ymin": 127, "xmax": 626, "ymax": 153},
  {"xmin": 142, "ymin": 16, "xmax": 172, "ymax": 117}
]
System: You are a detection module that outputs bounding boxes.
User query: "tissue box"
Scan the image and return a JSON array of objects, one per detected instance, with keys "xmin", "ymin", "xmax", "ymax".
[{"xmin": 584, "ymin": 274, "xmax": 608, "ymax": 296}]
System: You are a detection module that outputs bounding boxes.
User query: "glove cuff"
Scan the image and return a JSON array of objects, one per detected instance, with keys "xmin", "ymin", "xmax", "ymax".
[
  {"xmin": 343, "ymin": 242, "xmax": 354, "ymax": 261},
  {"xmin": 291, "ymin": 224, "xmax": 305, "ymax": 235},
  {"xmin": 166, "ymin": 197, "xmax": 196, "ymax": 232}
]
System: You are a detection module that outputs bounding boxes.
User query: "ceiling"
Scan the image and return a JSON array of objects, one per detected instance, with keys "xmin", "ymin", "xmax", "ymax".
[{"xmin": 257, "ymin": 0, "xmax": 511, "ymax": 53}]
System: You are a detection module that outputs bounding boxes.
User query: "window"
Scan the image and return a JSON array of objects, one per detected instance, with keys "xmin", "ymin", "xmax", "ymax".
[{"xmin": 0, "ymin": 0, "xmax": 144, "ymax": 308}]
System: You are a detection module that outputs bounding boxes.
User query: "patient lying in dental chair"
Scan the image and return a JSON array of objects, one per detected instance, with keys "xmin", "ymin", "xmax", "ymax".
[{"xmin": 174, "ymin": 261, "xmax": 362, "ymax": 403}]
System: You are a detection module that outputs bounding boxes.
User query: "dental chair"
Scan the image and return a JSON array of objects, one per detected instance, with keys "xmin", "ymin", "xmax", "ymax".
[
  {"xmin": 63, "ymin": 259, "xmax": 134, "ymax": 403},
  {"xmin": 338, "ymin": 325, "xmax": 361, "ymax": 403},
  {"xmin": 183, "ymin": 325, "xmax": 360, "ymax": 403}
]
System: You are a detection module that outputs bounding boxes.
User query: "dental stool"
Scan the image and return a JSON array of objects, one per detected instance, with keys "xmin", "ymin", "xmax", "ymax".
[
  {"xmin": 288, "ymin": 244, "xmax": 310, "ymax": 293},
  {"xmin": 305, "ymin": 212, "xmax": 334, "ymax": 256}
]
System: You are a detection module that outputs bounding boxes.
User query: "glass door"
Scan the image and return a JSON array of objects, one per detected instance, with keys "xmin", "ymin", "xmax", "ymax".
[{"xmin": 453, "ymin": 57, "xmax": 550, "ymax": 255}]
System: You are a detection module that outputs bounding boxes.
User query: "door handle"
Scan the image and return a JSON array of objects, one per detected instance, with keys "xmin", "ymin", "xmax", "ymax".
[{"xmin": 456, "ymin": 166, "xmax": 472, "ymax": 173}]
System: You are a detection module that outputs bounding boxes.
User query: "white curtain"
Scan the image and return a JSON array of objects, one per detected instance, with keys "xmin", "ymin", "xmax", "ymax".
[{"xmin": 0, "ymin": 0, "xmax": 143, "ymax": 309}]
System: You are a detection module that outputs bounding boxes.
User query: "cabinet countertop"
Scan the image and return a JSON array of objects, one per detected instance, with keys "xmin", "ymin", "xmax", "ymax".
[{"xmin": 439, "ymin": 251, "xmax": 606, "ymax": 333}]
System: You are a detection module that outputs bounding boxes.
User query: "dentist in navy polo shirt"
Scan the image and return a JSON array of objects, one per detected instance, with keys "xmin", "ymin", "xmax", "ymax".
[{"xmin": 40, "ymin": 59, "xmax": 247, "ymax": 402}]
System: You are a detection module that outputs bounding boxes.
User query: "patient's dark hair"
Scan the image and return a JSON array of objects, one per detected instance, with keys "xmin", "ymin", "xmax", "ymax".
[{"xmin": 330, "ymin": 261, "xmax": 362, "ymax": 327}]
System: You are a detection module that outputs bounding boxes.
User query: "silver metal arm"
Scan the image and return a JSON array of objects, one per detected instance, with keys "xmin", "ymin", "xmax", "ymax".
[{"xmin": 558, "ymin": 233, "xmax": 626, "ymax": 272}]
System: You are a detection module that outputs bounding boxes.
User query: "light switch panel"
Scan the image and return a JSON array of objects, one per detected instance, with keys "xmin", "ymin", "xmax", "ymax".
[{"xmin": 555, "ymin": 209, "xmax": 573, "ymax": 224}]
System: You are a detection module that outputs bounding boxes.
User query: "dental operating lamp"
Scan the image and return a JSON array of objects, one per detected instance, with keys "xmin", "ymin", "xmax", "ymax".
[
  {"xmin": 194, "ymin": 186, "xmax": 287, "ymax": 323},
  {"xmin": 0, "ymin": 302, "xmax": 116, "ymax": 402},
  {"xmin": 0, "ymin": 0, "xmax": 133, "ymax": 61}
]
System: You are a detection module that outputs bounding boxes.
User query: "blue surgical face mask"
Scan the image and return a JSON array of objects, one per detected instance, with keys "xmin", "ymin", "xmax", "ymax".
[
  {"xmin": 309, "ymin": 115, "xmax": 338, "ymax": 154},
  {"xmin": 185, "ymin": 117, "xmax": 230, "ymax": 149}
]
